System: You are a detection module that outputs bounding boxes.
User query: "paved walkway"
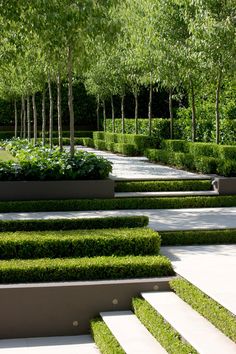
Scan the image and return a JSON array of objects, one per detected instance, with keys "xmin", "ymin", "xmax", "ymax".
[
  {"xmin": 77, "ymin": 146, "xmax": 210, "ymax": 180},
  {"xmin": 161, "ymin": 245, "xmax": 236, "ymax": 316},
  {"xmin": 2, "ymin": 207, "xmax": 236, "ymax": 231}
]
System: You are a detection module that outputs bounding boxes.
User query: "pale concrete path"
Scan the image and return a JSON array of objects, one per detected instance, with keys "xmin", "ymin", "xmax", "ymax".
[
  {"xmin": 77, "ymin": 146, "xmax": 209, "ymax": 180},
  {"xmin": 143, "ymin": 292, "xmax": 236, "ymax": 354},
  {"xmin": 0, "ymin": 335, "xmax": 100, "ymax": 353},
  {"xmin": 2, "ymin": 207, "xmax": 236, "ymax": 231},
  {"xmin": 161, "ymin": 245, "xmax": 236, "ymax": 316}
]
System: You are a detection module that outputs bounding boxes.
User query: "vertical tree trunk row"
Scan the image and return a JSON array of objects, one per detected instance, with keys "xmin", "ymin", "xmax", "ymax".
[
  {"xmin": 103, "ymin": 100, "xmax": 106, "ymax": 132},
  {"xmin": 134, "ymin": 90, "xmax": 138, "ymax": 134},
  {"xmin": 41, "ymin": 91, "xmax": 46, "ymax": 146},
  {"xmin": 121, "ymin": 95, "xmax": 125, "ymax": 134},
  {"xmin": 27, "ymin": 95, "xmax": 31, "ymax": 141},
  {"xmin": 14, "ymin": 100, "xmax": 18, "ymax": 138},
  {"xmin": 96, "ymin": 95, "xmax": 100, "ymax": 131},
  {"xmin": 169, "ymin": 89, "xmax": 173, "ymax": 139},
  {"xmin": 32, "ymin": 93, "xmax": 37, "ymax": 146},
  {"xmin": 148, "ymin": 78, "xmax": 153, "ymax": 136},
  {"xmin": 190, "ymin": 80, "xmax": 196, "ymax": 142},
  {"xmin": 215, "ymin": 70, "xmax": 222, "ymax": 144},
  {"xmin": 57, "ymin": 72, "xmax": 63, "ymax": 151},
  {"xmin": 48, "ymin": 76, "xmax": 53, "ymax": 150},
  {"xmin": 68, "ymin": 45, "xmax": 75, "ymax": 157},
  {"xmin": 111, "ymin": 96, "xmax": 115, "ymax": 133}
]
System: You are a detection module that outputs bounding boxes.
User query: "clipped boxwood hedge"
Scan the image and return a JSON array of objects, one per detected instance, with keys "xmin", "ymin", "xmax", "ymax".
[
  {"xmin": 0, "ymin": 255, "xmax": 174, "ymax": 283},
  {"xmin": 91, "ymin": 318, "xmax": 125, "ymax": 354},
  {"xmin": 160, "ymin": 229, "xmax": 236, "ymax": 246},
  {"xmin": 0, "ymin": 228, "xmax": 160, "ymax": 259},
  {"xmin": 1, "ymin": 195, "xmax": 236, "ymax": 213},
  {"xmin": 161, "ymin": 140, "xmax": 189, "ymax": 153},
  {"xmin": 170, "ymin": 278, "xmax": 236, "ymax": 342},
  {"xmin": 115, "ymin": 180, "xmax": 212, "ymax": 192},
  {"xmin": 0, "ymin": 216, "xmax": 149, "ymax": 232},
  {"xmin": 133, "ymin": 298, "xmax": 197, "ymax": 354}
]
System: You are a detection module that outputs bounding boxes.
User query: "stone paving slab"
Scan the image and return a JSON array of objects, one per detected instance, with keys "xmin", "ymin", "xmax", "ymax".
[
  {"xmin": 76, "ymin": 146, "xmax": 210, "ymax": 180},
  {"xmin": 2, "ymin": 207, "xmax": 236, "ymax": 231},
  {"xmin": 115, "ymin": 190, "xmax": 218, "ymax": 198},
  {"xmin": 161, "ymin": 245, "xmax": 236, "ymax": 315},
  {"xmin": 0, "ymin": 335, "xmax": 100, "ymax": 353}
]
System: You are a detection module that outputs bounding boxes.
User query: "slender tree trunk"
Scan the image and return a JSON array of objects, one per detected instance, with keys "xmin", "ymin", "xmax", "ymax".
[
  {"xmin": 216, "ymin": 70, "xmax": 222, "ymax": 144},
  {"xmin": 48, "ymin": 76, "xmax": 53, "ymax": 150},
  {"xmin": 134, "ymin": 90, "xmax": 138, "ymax": 134},
  {"xmin": 27, "ymin": 96, "xmax": 31, "ymax": 141},
  {"xmin": 32, "ymin": 93, "xmax": 37, "ymax": 146},
  {"xmin": 22, "ymin": 96, "xmax": 26, "ymax": 139},
  {"xmin": 42, "ymin": 91, "xmax": 46, "ymax": 146},
  {"xmin": 169, "ymin": 89, "xmax": 174, "ymax": 139},
  {"xmin": 121, "ymin": 95, "xmax": 125, "ymax": 134},
  {"xmin": 20, "ymin": 99, "xmax": 23, "ymax": 138},
  {"xmin": 148, "ymin": 76, "xmax": 153, "ymax": 136},
  {"xmin": 103, "ymin": 100, "xmax": 106, "ymax": 132},
  {"xmin": 14, "ymin": 100, "xmax": 18, "ymax": 138},
  {"xmin": 96, "ymin": 95, "xmax": 100, "ymax": 131},
  {"xmin": 111, "ymin": 96, "xmax": 115, "ymax": 133},
  {"xmin": 68, "ymin": 45, "xmax": 75, "ymax": 157},
  {"xmin": 190, "ymin": 80, "xmax": 196, "ymax": 142},
  {"xmin": 57, "ymin": 72, "xmax": 63, "ymax": 151}
]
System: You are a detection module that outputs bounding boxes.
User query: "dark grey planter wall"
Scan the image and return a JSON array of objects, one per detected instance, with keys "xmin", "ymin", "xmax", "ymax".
[
  {"xmin": 213, "ymin": 177, "xmax": 236, "ymax": 195},
  {"xmin": 0, "ymin": 277, "xmax": 173, "ymax": 339},
  {"xmin": 0, "ymin": 179, "xmax": 114, "ymax": 200}
]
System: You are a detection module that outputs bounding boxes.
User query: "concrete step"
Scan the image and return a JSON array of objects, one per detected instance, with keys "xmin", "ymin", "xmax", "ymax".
[
  {"xmin": 100, "ymin": 310, "xmax": 167, "ymax": 354},
  {"xmin": 142, "ymin": 291, "xmax": 236, "ymax": 354},
  {"xmin": 115, "ymin": 190, "xmax": 218, "ymax": 198},
  {"xmin": 0, "ymin": 335, "xmax": 100, "ymax": 353}
]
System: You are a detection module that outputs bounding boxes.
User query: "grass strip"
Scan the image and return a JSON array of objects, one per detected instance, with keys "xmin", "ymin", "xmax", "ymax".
[
  {"xmin": 1, "ymin": 195, "xmax": 236, "ymax": 213},
  {"xmin": 91, "ymin": 318, "xmax": 125, "ymax": 354},
  {"xmin": 160, "ymin": 229, "xmax": 236, "ymax": 246},
  {"xmin": 132, "ymin": 297, "xmax": 197, "ymax": 354},
  {"xmin": 115, "ymin": 180, "xmax": 212, "ymax": 192},
  {"xmin": 170, "ymin": 278, "xmax": 236, "ymax": 342},
  {"xmin": 0, "ymin": 216, "xmax": 149, "ymax": 232},
  {"xmin": 0, "ymin": 228, "xmax": 160, "ymax": 259},
  {"xmin": 0, "ymin": 255, "xmax": 174, "ymax": 284}
]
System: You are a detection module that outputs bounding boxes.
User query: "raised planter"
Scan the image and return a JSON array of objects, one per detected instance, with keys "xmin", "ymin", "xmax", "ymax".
[
  {"xmin": 0, "ymin": 277, "xmax": 173, "ymax": 339},
  {"xmin": 213, "ymin": 177, "xmax": 236, "ymax": 195},
  {"xmin": 0, "ymin": 179, "xmax": 114, "ymax": 200}
]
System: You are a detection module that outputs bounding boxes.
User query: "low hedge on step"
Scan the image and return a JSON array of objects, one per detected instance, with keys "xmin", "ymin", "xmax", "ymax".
[
  {"xmin": 0, "ymin": 228, "xmax": 160, "ymax": 259},
  {"xmin": 1, "ymin": 195, "xmax": 236, "ymax": 213},
  {"xmin": 115, "ymin": 180, "xmax": 212, "ymax": 193},
  {"xmin": 0, "ymin": 216, "xmax": 149, "ymax": 232},
  {"xmin": 0, "ymin": 255, "xmax": 174, "ymax": 283},
  {"xmin": 160, "ymin": 229, "xmax": 236, "ymax": 246},
  {"xmin": 133, "ymin": 298, "xmax": 197, "ymax": 354},
  {"xmin": 170, "ymin": 278, "xmax": 236, "ymax": 342},
  {"xmin": 91, "ymin": 318, "xmax": 125, "ymax": 354}
]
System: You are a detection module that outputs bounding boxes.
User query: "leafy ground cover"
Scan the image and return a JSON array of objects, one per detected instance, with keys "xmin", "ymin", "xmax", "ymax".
[
  {"xmin": 0, "ymin": 150, "xmax": 16, "ymax": 161},
  {"xmin": 170, "ymin": 278, "xmax": 236, "ymax": 342}
]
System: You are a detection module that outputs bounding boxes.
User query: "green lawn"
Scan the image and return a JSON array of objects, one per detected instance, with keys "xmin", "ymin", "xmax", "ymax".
[{"xmin": 0, "ymin": 150, "xmax": 16, "ymax": 161}]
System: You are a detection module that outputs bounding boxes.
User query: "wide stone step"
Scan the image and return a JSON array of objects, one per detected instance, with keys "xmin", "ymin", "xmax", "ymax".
[
  {"xmin": 100, "ymin": 310, "xmax": 167, "ymax": 354},
  {"xmin": 0, "ymin": 335, "xmax": 100, "ymax": 353},
  {"xmin": 115, "ymin": 190, "xmax": 218, "ymax": 198},
  {"xmin": 142, "ymin": 291, "xmax": 236, "ymax": 354}
]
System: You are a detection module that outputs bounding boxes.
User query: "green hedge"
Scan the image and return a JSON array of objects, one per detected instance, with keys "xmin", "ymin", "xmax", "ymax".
[
  {"xmin": 0, "ymin": 216, "xmax": 149, "ymax": 232},
  {"xmin": 0, "ymin": 255, "xmax": 174, "ymax": 283},
  {"xmin": 219, "ymin": 145, "xmax": 236, "ymax": 159},
  {"xmin": 82, "ymin": 137, "xmax": 94, "ymax": 148},
  {"xmin": 93, "ymin": 132, "xmax": 105, "ymax": 140},
  {"xmin": 194, "ymin": 156, "xmax": 218, "ymax": 174},
  {"xmin": 94, "ymin": 139, "xmax": 107, "ymax": 150},
  {"xmin": 0, "ymin": 131, "xmax": 14, "ymax": 140},
  {"xmin": 217, "ymin": 159, "xmax": 236, "ymax": 177},
  {"xmin": 145, "ymin": 149, "xmax": 195, "ymax": 171},
  {"xmin": 115, "ymin": 180, "xmax": 212, "ymax": 192},
  {"xmin": 38, "ymin": 137, "xmax": 84, "ymax": 145},
  {"xmin": 189, "ymin": 142, "xmax": 219, "ymax": 158},
  {"xmin": 91, "ymin": 318, "xmax": 125, "ymax": 354},
  {"xmin": 38, "ymin": 131, "xmax": 93, "ymax": 138},
  {"xmin": 161, "ymin": 139, "xmax": 189, "ymax": 153},
  {"xmin": 0, "ymin": 228, "xmax": 160, "ymax": 259},
  {"xmin": 105, "ymin": 118, "xmax": 170, "ymax": 141},
  {"xmin": 160, "ymin": 229, "xmax": 236, "ymax": 246},
  {"xmin": 170, "ymin": 278, "xmax": 236, "ymax": 342},
  {"xmin": 113, "ymin": 143, "xmax": 138, "ymax": 156},
  {"xmin": 133, "ymin": 298, "xmax": 197, "ymax": 354},
  {"xmin": 1, "ymin": 195, "xmax": 236, "ymax": 212}
]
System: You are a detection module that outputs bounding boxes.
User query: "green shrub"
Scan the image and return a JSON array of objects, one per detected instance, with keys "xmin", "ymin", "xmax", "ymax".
[
  {"xmin": 161, "ymin": 140, "xmax": 189, "ymax": 153},
  {"xmin": 94, "ymin": 139, "xmax": 107, "ymax": 151},
  {"xmin": 160, "ymin": 229, "xmax": 236, "ymax": 246},
  {"xmin": 0, "ymin": 216, "xmax": 149, "ymax": 232},
  {"xmin": 189, "ymin": 142, "xmax": 219, "ymax": 158},
  {"xmin": 0, "ymin": 255, "xmax": 174, "ymax": 283},
  {"xmin": 145, "ymin": 149, "xmax": 173, "ymax": 164},
  {"xmin": 218, "ymin": 145, "xmax": 236, "ymax": 160},
  {"xmin": 114, "ymin": 143, "xmax": 138, "ymax": 156},
  {"xmin": 0, "ymin": 228, "xmax": 160, "ymax": 259},
  {"xmin": 217, "ymin": 159, "xmax": 236, "ymax": 177},
  {"xmin": 115, "ymin": 180, "xmax": 212, "ymax": 192},
  {"xmin": 91, "ymin": 318, "xmax": 125, "ymax": 354},
  {"xmin": 170, "ymin": 278, "xmax": 236, "ymax": 342},
  {"xmin": 1, "ymin": 195, "xmax": 236, "ymax": 213},
  {"xmin": 82, "ymin": 137, "xmax": 94, "ymax": 148},
  {"xmin": 39, "ymin": 131, "xmax": 93, "ymax": 138},
  {"xmin": 93, "ymin": 131, "xmax": 105, "ymax": 140},
  {"xmin": 133, "ymin": 298, "xmax": 197, "ymax": 354},
  {"xmin": 194, "ymin": 156, "xmax": 217, "ymax": 174},
  {"xmin": 104, "ymin": 132, "xmax": 119, "ymax": 144},
  {"xmin": 171, "ymin": 152, "xmax": 195, "ymax": 170},
  {"xmin": 105, "ymin": 142, "xmax": 115, "ymax": 152}
]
